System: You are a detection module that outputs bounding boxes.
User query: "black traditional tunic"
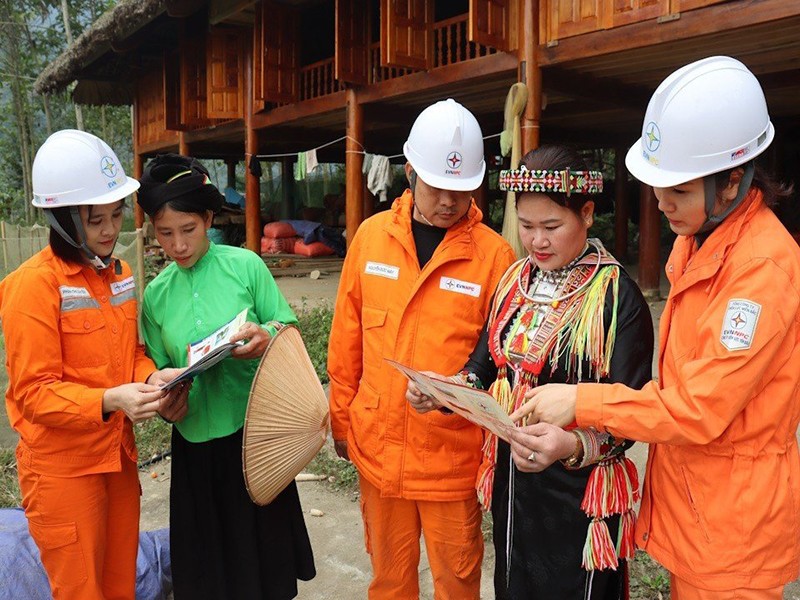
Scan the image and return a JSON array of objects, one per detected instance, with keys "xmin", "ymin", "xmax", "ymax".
[{"xmin": 465, "ymin": 255, "xmax": 653, "ymax": 600}]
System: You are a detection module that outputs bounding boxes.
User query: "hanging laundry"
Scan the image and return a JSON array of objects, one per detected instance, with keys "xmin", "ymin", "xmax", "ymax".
[
  {"xmin": 362, "ymin": 153, "xmax": 374, "ymax": 176},
  {"xmin": 367, "ymin": 155, "xmax": 393, "ymax": 203},
  {"xmin": 293, "ymin": 152, "xmax": 307, "ymax": 181},
  {"xmin": 305, "ymin": 149, "xmax": 319, "ymax": 174}
]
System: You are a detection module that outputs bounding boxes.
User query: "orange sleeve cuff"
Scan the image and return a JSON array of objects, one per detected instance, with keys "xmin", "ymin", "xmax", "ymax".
[
  {"xmin": 575, "ymin": 383, "xmax": 605, "ymax": 429},
  {"xmin": 330, "ymin": 416, "xmax": 349, "ymax": 441},
  {"xmin": 78, "ymin": 387, "xmax": 106, "ymax": 425},
  {"xmin": 133, "ymin": 348, "xmax": 157, "ymax": 384}
]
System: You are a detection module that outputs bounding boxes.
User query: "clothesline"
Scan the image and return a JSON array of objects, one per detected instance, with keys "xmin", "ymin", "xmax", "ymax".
[{"xmin": 248, "ymin": 131, "xmax": 504, "ymax": 162}]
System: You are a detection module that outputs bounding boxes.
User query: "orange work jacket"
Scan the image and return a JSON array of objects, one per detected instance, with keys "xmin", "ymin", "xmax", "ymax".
[
  {"xmin": 328, "ymin": 190, "xmax": 515, "ymax": 500},
  {"xmin": 0, "ymin": 247, "xmax": 156, "ymax": 477},
  {"xmin": 576, "ymin": 190, "xmax": 800, "ymax": 590}
]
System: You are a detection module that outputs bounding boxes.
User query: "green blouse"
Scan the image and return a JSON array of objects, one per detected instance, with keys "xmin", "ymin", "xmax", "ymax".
[{"xmin": 141, "ymin": 242, "xmax": 297, "ymax": 442}]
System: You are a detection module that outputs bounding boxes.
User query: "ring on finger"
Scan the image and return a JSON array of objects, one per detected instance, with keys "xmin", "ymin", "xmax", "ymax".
[{"xmin": 527, "ymin": 450, "xmax": 536, "ymax": 462}]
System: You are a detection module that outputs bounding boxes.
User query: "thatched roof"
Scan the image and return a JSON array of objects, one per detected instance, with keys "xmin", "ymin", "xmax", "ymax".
[{"xmin": 34, "ymin": 0, "xmax": 169, "ymax": 96}]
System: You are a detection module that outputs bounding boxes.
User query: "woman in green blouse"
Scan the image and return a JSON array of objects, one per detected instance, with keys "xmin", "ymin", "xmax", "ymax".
[{"xmin": 138, "ymin": 154, "xmax": 315, "ymax": 600}]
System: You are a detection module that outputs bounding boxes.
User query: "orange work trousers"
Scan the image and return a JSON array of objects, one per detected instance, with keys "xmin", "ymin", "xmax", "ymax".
[
  {"xmin": 671, "ymin": 575, "xmax": 784, "ymax": 600},
  {"xmin": 359, "ymin": 476, "xmax": 483, "ymax": 600},
  {"xmin": 17, "ymin": 447, "xmax": 140, "ymax": 600}
]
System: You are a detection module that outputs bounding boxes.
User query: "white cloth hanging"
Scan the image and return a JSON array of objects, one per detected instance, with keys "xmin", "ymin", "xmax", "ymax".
[
  {"xmin": 305, "ymin": 149, "xmax": 319, "ymax": 174},
  {"xmin": 367, "ymin": 155, "xmax": 393, "ymax": 203}
]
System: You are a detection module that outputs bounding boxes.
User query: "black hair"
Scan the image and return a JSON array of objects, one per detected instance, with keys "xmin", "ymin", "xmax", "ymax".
[
  {"xmin": 408, "ymin": 169, "xmax": 418, "ymax": 193},
  {"xmin": 518, "ymin": 145, "xmax": 594, "ymax": 214},
  {"xmin": 48, "ymin": 206, "xmax": 84, "ymax": 263},
  {"xmin": 714, "ymin": 160, "xmax": 794, "ymax": 209},
  {"xmin": 714, "ymin": 160, "xmax": 797, "ymax": 231}
]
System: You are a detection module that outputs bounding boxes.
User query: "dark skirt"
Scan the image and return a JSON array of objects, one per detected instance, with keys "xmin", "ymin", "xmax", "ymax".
[
  {"xmin": 492, "ymin": 441, "xmax": 626, "ymax": 600},
  {"xmin": 170, "ymin": 426, "xmax": 316, "ymax": 600}
]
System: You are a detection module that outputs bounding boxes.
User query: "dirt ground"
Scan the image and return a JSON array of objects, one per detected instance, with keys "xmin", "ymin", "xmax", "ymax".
[{"xmin": 3, "ymin": 267, "xmax": 800, "ymax": 598}]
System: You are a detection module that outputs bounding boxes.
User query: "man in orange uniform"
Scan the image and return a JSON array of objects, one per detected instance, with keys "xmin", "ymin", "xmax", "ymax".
[
  {"xmin": 1, "ymin": 130, "xmax": 187, "ymax": 599},
  {"xmin": 517, "ymin": 57, "xmax": 800, "ymax": 599},
  {"xmin": 328, "ymin": 99, "xmax": 515, "ymax": 599}
]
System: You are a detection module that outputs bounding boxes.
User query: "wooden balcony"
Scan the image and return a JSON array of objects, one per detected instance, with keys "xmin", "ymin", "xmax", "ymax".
[
  {"xmin": 432, "ymin": 14, "xmax": 497, "ymax": 68},
  {"xmin": 369, "ymin": 13, "xmax": 498, "ymax": 86},
  {"xmin": 542, "ymin": 0, "xmax": 729, "ymax": 44},
  {"xmin": 369, "ymin": 43, "xmax": 413, "ymax": 84},
  {"xmin": 299, "ymin": 57, "xmax": 342, "ymax": 102}
]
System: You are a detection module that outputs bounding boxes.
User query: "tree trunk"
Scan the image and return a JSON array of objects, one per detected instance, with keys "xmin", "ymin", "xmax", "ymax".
[
  {"xmin": 0, "ymin": 2, "xmax": 33, "ymax": 221},
  {"xmin": 60, "ymin": 0, "xmax": 84, "ymax": 130},
  {"xmin": 42, "ymin": 95, "xmax": 53, "ymax": 136}
]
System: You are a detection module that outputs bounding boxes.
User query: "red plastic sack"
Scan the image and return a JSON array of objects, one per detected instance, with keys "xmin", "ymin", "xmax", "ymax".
[
  {"xmin": 262, "ymin": 221, "xmax": 296, "ymax": 238},
  {"xmin": 293, "ymin": 239, "xmax": 335, "ymax": 257},
  {"xmin": 261, "ymin": 236, "xmax": 298, "ymax": 254}
]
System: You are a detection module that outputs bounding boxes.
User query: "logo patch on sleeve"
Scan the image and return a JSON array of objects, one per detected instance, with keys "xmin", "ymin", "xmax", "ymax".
[
  {"xmin": 720, "ymin": 299, "xmax": 761, "ymax": 351},
  {"xmin": 439, "ymin": 277, "xmax": 481, "ymax": 298},
  {"xmin": 111, "ymin": 276, "xmax": 135, "ymax": 295}
]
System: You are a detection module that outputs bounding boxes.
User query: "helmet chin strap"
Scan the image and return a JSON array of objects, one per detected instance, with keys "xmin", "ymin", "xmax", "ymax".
[
  {"xmin": 409, "ymin": 169, "xmax": 436, "ymax": 226},
  {"xmin": 45, "ymin": 208, "xmax": 116, "ymax": 271},
  {"xmin": 698, "ymin": 162, "xmax": 755, "ymax": 234}
]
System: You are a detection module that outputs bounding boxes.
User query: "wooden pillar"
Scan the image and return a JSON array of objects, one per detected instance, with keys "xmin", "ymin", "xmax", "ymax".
[
  {"xmin": 244, "ymin": 48, "xmax": 260, "ymax": 253},
  {"xmin": 520, "ymin": 0, "xmax": 541, "ymax": 155},
  {"xmin": 473, "ymin": 174, "xmax": 490, "ymax": 224},
  {"xmin": 281, "ymin": 157, "xmax": 292, "ymax": 220},
  {"xmin": 133, "ymin": 152, "xmax": 144, "ymax": 228},
  {"xmin": 226, "ymin": 160, "xmax": 237, "ymax": 189},
  {"xmin": 613, "ymin": 147, "xmax": 629, "ymax": 262},
  {"xmin": 178, "ymin": 131, "xmax": 189, "ymax": 157},
  {"xmin": 638, "ymin": 184, "xmax": 661, "ymax": 299},
  {"xmin": 363, "ymin": 188, "xmax": 375, "ymax": 220},
  {"xmin": 345, "ymin": 86, "xmax": 364, "ymax": 248},
  {"xmin": 131, "ymin": 103, "xmax": 144, "ymax": 229}
]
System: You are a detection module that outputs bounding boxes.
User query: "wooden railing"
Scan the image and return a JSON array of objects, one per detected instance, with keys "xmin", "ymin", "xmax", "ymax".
[
  {"xmin": 369, "ymin": 43, "xmax": 414, "ymax": 83},
  {"xmin": 296, "ymin": 13, "xmax": 497, "ymax": 98},
  {"xmin": 299, "ymin": 57, "xmax": 342, "ymax": 101},
  {"xmin": 368, "ymin": 14, "xmax": 496, "ymax": 84},
  {"xmin": 433, "ymin": 14, "xmax": 496, "ymax": 68}
]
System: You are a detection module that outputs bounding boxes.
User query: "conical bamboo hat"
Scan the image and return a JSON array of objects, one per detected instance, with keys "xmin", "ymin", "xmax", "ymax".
[{"xmin": 243, "ymin": 325, "xmax": 329, "ymax": 505}]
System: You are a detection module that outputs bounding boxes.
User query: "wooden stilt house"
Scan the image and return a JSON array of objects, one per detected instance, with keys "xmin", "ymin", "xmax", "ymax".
[{"xmin": 35, "ymin": 0, "xmax": 800, "ymax": 297}]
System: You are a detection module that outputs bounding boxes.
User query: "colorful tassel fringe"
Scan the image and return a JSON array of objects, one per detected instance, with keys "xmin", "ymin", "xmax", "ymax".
[
  {"xmin": 477, "ymin": 434, "xmax": 497, "ymax": 510},
  {"xmin": 580, "ymin": 456, "xmax": 640, "ymax": 571},
  {"xmin": 582, "ymin": 518, "xmax": 618, "ymax": 571},
  {"xmin": 616, "ymin": 510, "xmax": 636, "ymax": 560}
]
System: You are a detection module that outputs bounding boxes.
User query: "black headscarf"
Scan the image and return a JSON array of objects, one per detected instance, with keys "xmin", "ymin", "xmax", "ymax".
[{"xmin": 138, "ymin": 153, "xmax": 224, "ymax": 217}]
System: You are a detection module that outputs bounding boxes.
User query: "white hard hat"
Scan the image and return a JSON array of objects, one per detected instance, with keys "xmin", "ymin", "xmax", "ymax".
[
  {"xmin": 625, "ymin": 56, "xmax": 774, "ymax": 188},
  {"xmin": 403, "ymin": 98, "xmax": 486, "ymax": 191},
  {"xmin": 32, "ymin": 129, "xmax": 140, "ymax": 208}
]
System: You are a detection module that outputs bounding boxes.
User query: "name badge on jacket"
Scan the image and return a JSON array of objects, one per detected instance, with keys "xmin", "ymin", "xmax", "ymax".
[
  {"xmin": 440, "ymin": 277, "xmax": 481, "ymax": 298},
  {"xmin": 365, "ymin": 261, "xmax": 399, "ymax": 280},
  {"xmin": 59, "ymin": 285, "xmax": 91, "ymax": 299}
]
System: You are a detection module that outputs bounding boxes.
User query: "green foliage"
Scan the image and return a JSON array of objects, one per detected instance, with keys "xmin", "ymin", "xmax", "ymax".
[
  {"xmin": 305, "ymin": 442, "xmax": 359, "ymax": 494},
  {"xmin": 0, "ymin": 0, "xmax": 130, "ymax": 225},
  {"xmin": 294, "ymin": 301, "xmax": 334, "ymax": 384},
  {"xmin": 133, "ymin": 418, "xmax": 173, "ymax": 466},
  {"xmin": 630, "ymin": 550, "xmax": 671, "ymax": 599},
  {"xmin": 143, "ymin": 250, "xmax": 169, "ymax": 286},
  {"xmin": 0, "ymin": 447, "xmax": 20, "ymax": 508}
]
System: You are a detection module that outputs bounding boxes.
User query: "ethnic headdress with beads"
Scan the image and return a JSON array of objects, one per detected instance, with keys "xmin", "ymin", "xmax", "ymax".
[{"xmin": 498, "ymin": 166, "xmax": 604, "ymax": 196}]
